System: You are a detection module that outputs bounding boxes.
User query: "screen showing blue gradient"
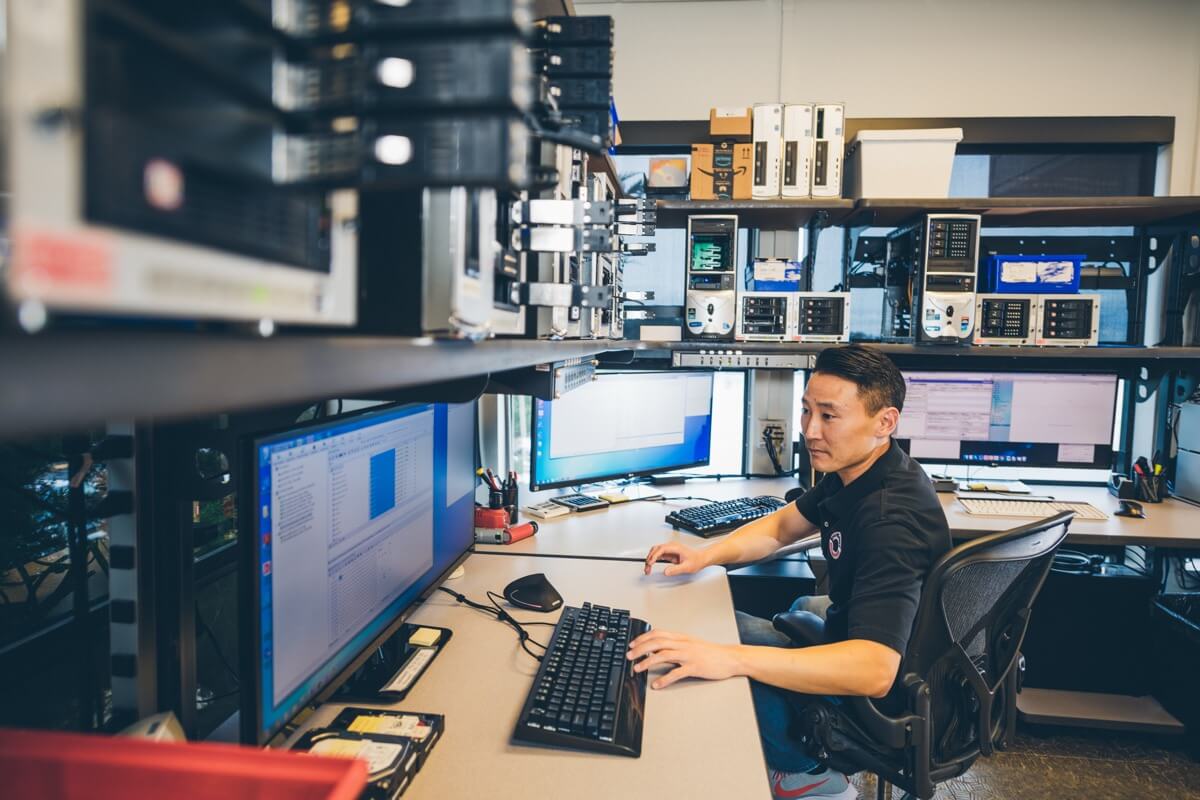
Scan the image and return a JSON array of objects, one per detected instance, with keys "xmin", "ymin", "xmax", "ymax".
[
  {"xmin": 251, "ymin": 402, "xmax": 474, "ymax": 743},
  {"xmin": 531, "ymin": 372, "xmax": 713, "ymax": 490}
]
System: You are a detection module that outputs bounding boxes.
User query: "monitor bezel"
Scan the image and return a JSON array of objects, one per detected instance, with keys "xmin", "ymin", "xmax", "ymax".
[
  {"xmin": 528, "ymin": 369, "xmax": 715, "ymax": 492},
  {"xmin": 238, "ymin": 400, "xmax": 475, "ymax": 746},
  {"xmin": 893, "ymin": 368, "xmax": 1122, "ymax": 470}
]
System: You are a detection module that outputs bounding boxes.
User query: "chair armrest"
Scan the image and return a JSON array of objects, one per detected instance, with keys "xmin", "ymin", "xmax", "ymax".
[{"xmin": 772, "ymin": 609, "xmax": 826, "ymax": 647}]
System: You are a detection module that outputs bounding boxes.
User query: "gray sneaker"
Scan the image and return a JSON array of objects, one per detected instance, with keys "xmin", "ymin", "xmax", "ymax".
[{"xmin": 769, "ymin": 767, "xmax": 858, "ymax": 800}]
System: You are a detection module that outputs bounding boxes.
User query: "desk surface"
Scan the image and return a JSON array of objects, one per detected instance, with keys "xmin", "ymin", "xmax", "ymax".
[
  {"xmin": 939, "ymin": 486, "xmax": 1200, "ymax": 548},
  {"xmin": 477, "ymin": 477, "xmax": 797, "ymax": 561},
  {"xmin": 289, "ymin": 554, "xmax": 769, "ymax": 800},
  {"xmin": 480, "ymin": 478, "xmax": 1200, "ymax": 559}
]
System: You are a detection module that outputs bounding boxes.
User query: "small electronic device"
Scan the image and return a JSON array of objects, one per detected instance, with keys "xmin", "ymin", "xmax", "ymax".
[
  {"xmin": 548, "ymin": 493, "xmax": 611, "ymax": 512},
  {"xmin": 514, "ymin": 602, "xmax": 649, "ymax": 756},
  {"xmin": 665, "ymin": 496, "xmax": 786, "ymax": 537},
  {"xmin": 897, "ymin": 370, "xmax": 1118, "ymax": 469},
  {"xmin": 672, "ymin": 351, "xmax": 815, "ymax": 369},
  {"xmin": 974, "ymin": 294, "xmax": 1038, "ymax": 346},
  {"xmin": 796, "ymin": 292, "xmax": 851, "ymax": 342},
  {"xmin": 524, "ymin": 500, "xmax": 572, "ymax": 519},
  {"xmin": 530, "ymin": 371, "xmax": 714, "ymax": 491},
  {"xmin": 502, "ymin": 573, "xmax": 564, "ymax": 612},
  {"xmin": 1035, "ymin": 295, "xmax": 1101, "ymax": 346},
  {"xmin": 685, "ymin": 215, "xmax": 738, "ymax": 340},
  {"xmin": 957, "ymin": 497, "xmax": 1108, "ymax": 521},
  {"xmin": 752, "ymin": 104, "xmax": 783, "ymax": 199},
  {"xmin": 811, "ymin": 103, "xmax": 845, "ymax": 198},
  {"xmin": 736, "ymin": 292, "xmax": 795, "ymax": 342},
  {"xmin": 781, "ymin": 104, "xmax": 815, "ymax": 198},
  {"xmin": 240, "ymin": 402, "xmax": 476, "ymax": 745}
]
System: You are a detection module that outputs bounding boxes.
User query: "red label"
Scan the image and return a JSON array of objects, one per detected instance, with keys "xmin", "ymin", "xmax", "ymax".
[{"xmin": 13, "ymin": 229, "xmax": 115, "ymax": 291}]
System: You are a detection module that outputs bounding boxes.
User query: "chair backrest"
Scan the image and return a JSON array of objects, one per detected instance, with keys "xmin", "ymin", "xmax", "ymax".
[{"xmin": 903, "ymin": 511, "xmax": 1072, "ymax": 766}]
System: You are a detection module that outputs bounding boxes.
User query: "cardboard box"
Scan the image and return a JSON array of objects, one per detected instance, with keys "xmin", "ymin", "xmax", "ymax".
[
  {"xmin": 691, "ymin": 142, "xmax": 752, "ymax": 200},
  {"xmin": 709, "ymin": 107, "xmax": 752, "ymax": 137}
]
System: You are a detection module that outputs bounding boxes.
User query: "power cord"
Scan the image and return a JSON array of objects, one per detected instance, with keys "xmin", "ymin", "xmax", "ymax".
[{"xmin": 436, "ymin": 586, "xmax": 549, "ymax": 662}]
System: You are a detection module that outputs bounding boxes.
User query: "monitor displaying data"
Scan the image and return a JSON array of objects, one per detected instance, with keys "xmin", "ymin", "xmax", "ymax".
[
  {"xmin": 895, "ymin": 371, "xmax": 1119, "ymax": 469},
  {"xmin": 243, "ymin": 402, "xmax": 475, "ymax": 744},
  {"xmin": 530, "ymin": 371, "xmax": 714, "ymax": 490}
]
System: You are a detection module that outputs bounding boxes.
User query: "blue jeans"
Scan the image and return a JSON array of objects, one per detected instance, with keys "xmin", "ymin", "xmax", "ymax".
[{"xmin": 736, "ymin": 595, "xmax": 831, "ymax": 773}]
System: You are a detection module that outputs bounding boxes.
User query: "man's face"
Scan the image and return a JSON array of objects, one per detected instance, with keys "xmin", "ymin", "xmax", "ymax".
[{"xmin": 800, "ymin": 372, "xmax": 894, "ymax": 474}]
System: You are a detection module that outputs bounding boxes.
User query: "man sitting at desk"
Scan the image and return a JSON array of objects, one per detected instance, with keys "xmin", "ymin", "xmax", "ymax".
[{"xmin": 633, "ymin": 344, "xmax": 951, "ymax": 800}]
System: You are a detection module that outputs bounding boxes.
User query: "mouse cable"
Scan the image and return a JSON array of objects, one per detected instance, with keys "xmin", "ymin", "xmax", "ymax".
[{"xmin": 436, "ymin": 586, "xmax": 547, "ymax": 662}]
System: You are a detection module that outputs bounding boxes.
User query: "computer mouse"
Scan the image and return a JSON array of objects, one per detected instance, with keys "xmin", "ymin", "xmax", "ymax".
[
  {"xmin": 1114, "ymin": 500, "xmax": 1145, "ymax": 519},
  {"xmin": 503, "ymin": 573, "xmax": 563, "ymax": 613}
]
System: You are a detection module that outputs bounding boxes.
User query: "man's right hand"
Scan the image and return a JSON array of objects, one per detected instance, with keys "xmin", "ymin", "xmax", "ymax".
[{"xmin": 644, "ymin": 542, "xmax": 709, "ymax": 577}]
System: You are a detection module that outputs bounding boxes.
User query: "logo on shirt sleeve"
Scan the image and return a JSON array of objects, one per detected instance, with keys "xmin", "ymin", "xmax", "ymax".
[{"xmin": 829, "ymin": 531, "xmax": 843, "ymax": 560}]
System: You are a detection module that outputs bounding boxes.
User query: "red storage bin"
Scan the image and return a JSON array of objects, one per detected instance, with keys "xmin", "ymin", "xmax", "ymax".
[{"xmin": 0, "ymin": 728, "xmax": 367, "ymax": 800}]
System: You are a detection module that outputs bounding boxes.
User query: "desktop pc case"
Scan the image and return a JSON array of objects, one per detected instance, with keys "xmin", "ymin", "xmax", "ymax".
[
  {"xmin": 751, "ymin": 104, "xmax": 783, "ymax": 200},
  {"xmin": 781, "ymin": 104, "xmax": 815, "ymax": 198},
  {"xmin": 883, "ymin": 214, "xmax": 981, "ymax": 344},
  {"xmin": 685, "ymin": 215, "xmax": 738, "ymax": 340},
  {"xmin": 810, "ymin": 104, "xmax": 844, "ymax": 198}
]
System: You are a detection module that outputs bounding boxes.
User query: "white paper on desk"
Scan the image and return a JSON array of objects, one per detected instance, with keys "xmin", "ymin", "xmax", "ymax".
[{"xmin": 1057, "ymin": 443, "xmax": 1094, "ymax": 464}]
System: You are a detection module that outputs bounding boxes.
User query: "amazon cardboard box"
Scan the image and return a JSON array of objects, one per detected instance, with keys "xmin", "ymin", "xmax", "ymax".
[
  {"xmin": 691, "ymin": 141, "xmax": 752, "ymax": 200},
  {"xmin": 709, "ymin": 107, "xmax": 752, "ymax": 138}
]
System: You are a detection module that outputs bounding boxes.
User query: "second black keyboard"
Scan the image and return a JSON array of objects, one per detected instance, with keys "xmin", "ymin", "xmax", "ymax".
[
  {"xmin": 513, "ymin": 602, "xmax": 649, "ymax": 757},
  {"xmin": 665, "ymin": 495, "xmax": 786, "ymax": 536}
]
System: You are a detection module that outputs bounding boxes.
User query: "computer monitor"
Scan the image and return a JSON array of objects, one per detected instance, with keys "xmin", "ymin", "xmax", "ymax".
[
  {"xmin": 895, "ymin": 370, "xmax": 1119, "ymax": 469},
  {"xmin": 530, "ymin": 371, "xmax": 714, "ymax": 491},
  {"xmin": 240, "ymin": 401, "xmax": 475, "ymax": 745}
]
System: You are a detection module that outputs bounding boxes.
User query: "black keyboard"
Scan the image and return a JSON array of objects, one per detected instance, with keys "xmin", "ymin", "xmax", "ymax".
[
  {"xmin": 665, "ymin": 495, "xmax": 786, "ymax": 537},
  {"xmin": 513, "ymin": 602, "xmax": 649, "ymax": 757}
]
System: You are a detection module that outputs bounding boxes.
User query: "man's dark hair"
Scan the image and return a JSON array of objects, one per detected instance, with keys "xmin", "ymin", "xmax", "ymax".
[{"xmin": 813, "ymin": 344, "xmax": 905, "ymax": 414}]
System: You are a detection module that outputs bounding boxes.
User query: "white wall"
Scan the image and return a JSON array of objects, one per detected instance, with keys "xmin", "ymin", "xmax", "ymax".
[{"xmin": 580, "ymin": 0, "xmax": 1200, "ymax": 194}]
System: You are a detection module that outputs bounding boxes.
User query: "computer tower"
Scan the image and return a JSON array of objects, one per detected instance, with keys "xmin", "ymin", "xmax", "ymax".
[
  {"xmin": 685, "ymin": 215, "xmax": 738, "ymax": 340},
  {"xmin": 810, "ymin": 104, "xmax": 844, "ymax": 198},
  {"xmin": 886, "ymin": 214, "xmax": 980, "ymax": 344},
  {"xmin": 781, "ymin": 105, "xmax": 814, "ymax": 199},
  {"xmin": 358, "ymin": 187, "xmax": 498, "ymax": 338},
  {"xmin": 974, "ymin": 294, "xmax": 1038, "ymax": 346},
  {"xmin": 751, "ymin": 105, "xmax": 783, "ymax": 200}
]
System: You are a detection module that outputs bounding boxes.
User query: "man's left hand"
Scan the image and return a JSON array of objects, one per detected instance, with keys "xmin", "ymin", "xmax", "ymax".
[{"xmin": 626, "ymin": 629, "xmax": 743, "ymax": 690}]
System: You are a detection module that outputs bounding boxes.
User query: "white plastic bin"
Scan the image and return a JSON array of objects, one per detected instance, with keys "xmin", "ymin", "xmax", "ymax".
[{"xmin": 845, "ymin": 127, "xmax": 963, "ymax": 198}]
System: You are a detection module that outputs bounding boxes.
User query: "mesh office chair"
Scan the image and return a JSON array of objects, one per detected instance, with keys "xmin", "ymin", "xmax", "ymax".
[{"xmin": 773, "ymin": 511, "xmax": 1073, "ymax": 800}]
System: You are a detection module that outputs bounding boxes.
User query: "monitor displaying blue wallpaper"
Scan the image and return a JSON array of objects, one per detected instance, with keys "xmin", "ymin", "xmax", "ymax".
[
  {"xmin": 245, "ymin": 401, "xmax": 475, "ymax": 744},
  {"xmin": 531, "ymin": 371, "xmax": 714, "ymax": 490}
]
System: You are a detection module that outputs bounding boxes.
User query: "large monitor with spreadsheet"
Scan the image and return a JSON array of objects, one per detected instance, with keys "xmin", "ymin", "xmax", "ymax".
[
  {"xmin": 530, "ymin": 371, "xmax": 714, "ymax": 491},
  {"xmin": 240, "ymin": 402, "xmax": 475, "ymax": 745},
  {"xmin": 894, "ymin": 371, "xmax": 1119, "ymax": 469}
]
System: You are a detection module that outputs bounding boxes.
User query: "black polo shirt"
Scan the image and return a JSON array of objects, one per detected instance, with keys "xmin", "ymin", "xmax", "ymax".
[{"xmin": 795, "ymin": 439, "xmax": 951, "ymax": 658}]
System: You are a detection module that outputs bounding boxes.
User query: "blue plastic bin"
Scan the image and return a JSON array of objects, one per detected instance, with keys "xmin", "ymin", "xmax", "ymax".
[{"xmin": 989, "ymin": 254, "xmax": 1084, "ymax": 294}]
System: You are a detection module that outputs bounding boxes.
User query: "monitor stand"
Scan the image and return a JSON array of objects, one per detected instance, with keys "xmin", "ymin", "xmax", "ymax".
[
  {"xmin": 598, "ymin": 484, "xmax": 666, "ymax": 503},
  {"xmin": 332, "ymin": 622, "xmax": 453, "ymax": 702}
]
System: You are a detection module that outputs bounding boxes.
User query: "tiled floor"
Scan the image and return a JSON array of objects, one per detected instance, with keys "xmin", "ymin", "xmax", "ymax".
[{"xmin": 848, "ymin": 728, "xmax": 1200, "ymax": 800}]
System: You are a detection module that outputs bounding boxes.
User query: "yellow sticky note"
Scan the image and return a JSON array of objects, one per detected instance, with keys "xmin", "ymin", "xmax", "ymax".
[{"xmin": 408, "ymin": 627, "xmax": 441, "ymax": 647}]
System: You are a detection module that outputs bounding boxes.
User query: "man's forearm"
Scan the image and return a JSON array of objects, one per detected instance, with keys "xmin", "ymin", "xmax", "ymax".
[
  {"xmin": 732, "ymin": 639, "xmax": 900, "ymax": 699},
  {"xmin": 698, "ymin": 511, "xmax": 789, "ymax": 567}
]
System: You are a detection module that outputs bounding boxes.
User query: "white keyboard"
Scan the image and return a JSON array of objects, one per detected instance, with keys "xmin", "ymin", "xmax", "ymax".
[{"xmin": 958, "ymin": 498, "xmax": 1109, "ymax": 521}]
